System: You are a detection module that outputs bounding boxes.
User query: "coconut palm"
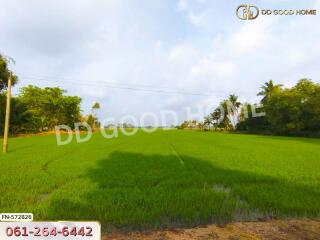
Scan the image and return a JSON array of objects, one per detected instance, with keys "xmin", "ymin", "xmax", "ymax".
[
  {"xmin": 227, "ymin": 94, "xmax": 241, "ymax": 127},
  {"xmin": 219, "ymin": 100, "xmax": 234, "ymax": 130},
  {"xmin": 210, "ymin": 108, "xmax": 222, "ymax": 130},
  {"xmin": 203, "ymin": 115, "xmax": 212, "ymax": 130},
  {"xmin": 228, "ymin": 94, "xmax": 241, "ymax": 109},
  {"xmin": 258, "ymin": 80, "xmax": 283, "ymax": 103},
  {"xmin": 90, "ymin": 102, "xmax": 101, "ymax": 130},
  {"xmin": 91, "ymin": 102, "xmax": 100, "ymax": 113}
]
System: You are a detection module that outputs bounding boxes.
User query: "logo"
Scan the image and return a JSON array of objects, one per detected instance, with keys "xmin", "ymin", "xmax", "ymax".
[
  {"xmin": 236, "ymin": 4, "xmax": 259, "ymax": 20},
  {"xmin": 236, "ymin": 4, "xmax": 317, "ymax": 20}
]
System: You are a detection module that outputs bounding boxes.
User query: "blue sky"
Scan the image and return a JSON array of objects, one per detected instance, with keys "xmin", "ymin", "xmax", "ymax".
[{"xmin": 0, "ymin": 0, "xmax": 319, "ymax": 125}]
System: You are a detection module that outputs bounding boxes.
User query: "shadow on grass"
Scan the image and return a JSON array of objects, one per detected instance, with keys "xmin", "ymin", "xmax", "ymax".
[{"xmin": 46, "ymin": 151, "xmax": 320, "ymax": 231}]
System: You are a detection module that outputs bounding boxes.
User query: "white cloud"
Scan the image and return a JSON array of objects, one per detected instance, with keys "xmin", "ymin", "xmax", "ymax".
[
  {"xmin": 226, "ymin": 17, "xmax": 276, "ymax": 57},
  {"xmin": 177, "ymin": 0, "xmax": 188, "ymax": 11},
  {"xmin": 0, "ymin": 0, "xmax": 319, "ymax": 125},
  {"xmin": 190, "ymin": 59, "xmax": 236, "ymax": 79},
  {"xmin": 187, "ymin": 11, "xmax": 209, "ymax": 27},
  {"xmin": 168, "ymin": 44, "xmax": 198, "ymax": 63}
]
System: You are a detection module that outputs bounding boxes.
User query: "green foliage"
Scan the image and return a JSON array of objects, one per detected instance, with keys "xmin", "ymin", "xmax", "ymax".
[
  {"xmin": 236, "ymin": 104, "xmax": 270, "ymax": 132},
  {"xmin": 179, "ymin": 120, "xmax": 198, "ymax": 129},
  {"xmin": 0, "ymin": 85, "xmax": 82, "ymax": 134},
  {"xmin": 235, "ymin": 79, "xmax": 320, "ymax": 136},
  {"xmin": 263, "ymin": 79, "xmax": 320, "ymax": 135},
  {"xmin": 91, "ymin": 102, "xmax": 100, "ymax": 111},
  {"xmin": 0, "ymin": 94, "xmax": 34, "ymax": 134},
  {"xmin": 257, "ymin": 80, "xmax": 283, "ymax": 103},
  {"xmin": 0, "ymin": 54, "xmax": 18, "ymax": 92},
  {"xmin": 179, "ymin": 121, "xmax": 189, "ymax": 129},
  {"xmin": 204, "ymin": 94, "xmax": 241, "ymax": 131},
  {"xmin": 87, "ymin": 101, "xmax": 101, "ymax": 129},
  {"xmin": 86, "ymin": 114, "xmax": 99, "ymax": 129}
]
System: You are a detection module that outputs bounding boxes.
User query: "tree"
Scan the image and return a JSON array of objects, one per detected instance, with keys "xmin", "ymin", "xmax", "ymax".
[
  {"xmin": 0, "ymin": 93, "xmax": 39, "ymax": 134},
  {"xmin": 219, "ymin": 100, "xmax": 233, "ymax": 130},
  {"xmin": 0, "ymin": 54, "xmax": 18, "ymax": 92},
  {"xmin": 210, "ymin": 108, "xmax": 222, "ymax": 130},
  {"xmin": 18, "ymin": 85, "xmax": 82, "ymax": 132},
  {"xmin": 61, "ymin": 96, "xmax": 82, "ymax": 128},
  {"xmin": 227, "ymin": 94, "xmax": 241, "ymax": 127},
  {"xmin": 204, "ymin": 98, "xmax": 236, "ymax": 131},
  {"xmin": 236, "ymin": 104, "xmax": 270, "ymax": 132},
  {"xmin": 228, "ymin": 94, "xmax": 241, "ymax": 108},
  {"xmin": 89, "ymin": 102, "xmax": 101, "ymax": 130},
  {"xmin": 264, "ymin": 79, "xmax": 320, "ymax": 135},
  {"xmin": 92, "ymin": 102, "xmax": 100, "ymax": 112},
  {"xmin": 198, "ymin": 79, "xmax": 320, "ymax": 136},
  {"xmin": 295, "ymin": 79, "xmax": 320, "ymax": 132},
  {"xmin": 203, "ymin": 115, "xmax": 212, "ymax": 130},
  {"xmin": 19, "ymin": 86, "xmax": 63, "ymax": 130},
  {"xmin": 258, "ymin": 80, "xmax": 283, "ymax": 103},
  {"xmin": 197, "ymin": 122, "xmax": 204, "ymax": 130}
]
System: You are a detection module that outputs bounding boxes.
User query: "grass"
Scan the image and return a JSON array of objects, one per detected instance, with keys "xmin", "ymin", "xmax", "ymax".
[{"xmin": 1, "ymin": 130, "xmax": 320, "ymax": 230}]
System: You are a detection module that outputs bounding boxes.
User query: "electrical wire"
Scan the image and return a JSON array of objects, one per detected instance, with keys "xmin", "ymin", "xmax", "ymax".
[{"xmin": 19, "ymin": 73, "xmax": 256, "ymax": 97}]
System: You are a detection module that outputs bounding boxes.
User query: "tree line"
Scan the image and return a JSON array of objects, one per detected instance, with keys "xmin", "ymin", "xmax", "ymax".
[
  {"xmin": 183, "ymin": 79, "xmax": 320, "ymax": 137},
  {"xmin": 2, "ymin": 54, "xmax": 319, "ymax": 137},
  {"xmin": 0, "ymin": 54, "xmax": 101, "ymax": 135},
  {"xmin": 0, "ymin": 85, "xmax": 103, "ymax": 135},
  {"xmin": 0, "ymin": 85, "xmax": 82, "ymax": 134}
]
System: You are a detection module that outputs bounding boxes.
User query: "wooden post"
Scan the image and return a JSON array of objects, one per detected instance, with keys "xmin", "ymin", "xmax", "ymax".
[{"xmin": 3, "ymin": 71, "xmax": 12, "ymax": 153}]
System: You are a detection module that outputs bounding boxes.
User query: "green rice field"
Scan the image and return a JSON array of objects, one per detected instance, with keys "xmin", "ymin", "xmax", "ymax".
[{"xmin": 1, "ymin": 130, "xmax": 320, "ymax": 230}]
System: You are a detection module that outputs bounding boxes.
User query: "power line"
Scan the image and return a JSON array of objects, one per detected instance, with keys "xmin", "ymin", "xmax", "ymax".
[
  {"xmin": 23, "ymin": 74, "xmax": 183, "ymax": 90},
  {"xmin": 21, "ymin": 76, "xmax": 227, "ymax": 97},
  {"xmin": 21, "ymin": 73, "xmax": 218, "ymax": 93},
  {"xmin": 19, "ymin": 74, "xmax": 258, "ymax": 97}
]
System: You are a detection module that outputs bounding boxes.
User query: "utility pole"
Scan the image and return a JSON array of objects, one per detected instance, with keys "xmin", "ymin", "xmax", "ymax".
[{"xmin": 3, "ymin": 71, "xmax": 12, "ymax": 154}]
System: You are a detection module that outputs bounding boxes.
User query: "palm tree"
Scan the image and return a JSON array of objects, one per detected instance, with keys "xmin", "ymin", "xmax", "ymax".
[
  {"xmin": 210, "ymin": 108, "xmax": 222, "ymax": 130},
  {"xmin": 91, "ymin": 102, "xmax": 100, "ymax": 113},
  {"xmin": 91, "ymin": 102, "xmax": 101, "ymax": 130},
  {"xmin": 258, "ymin": 80, "xmax": 283, "ymax": 103},
  {"xmin": 228, "ymin": 94, "xmax": 241, "ymax": 109},
  {"xmin": 226, "ymin": 94, "xmax": 241, "ymax": 128},
  {"xmin": 203, "ymin": 115, "xmax": 212, "ymax": 130},
  {"xmin": 0, "ymin": 54, "xmax": 18, "ymax": 92},
  {"xmin": 239, "ymin": 103, "xmax": 250, "ymax": 121},
  {"xmin": 219, "ymin": 100, "xmax": 232, "ymax": 130}
]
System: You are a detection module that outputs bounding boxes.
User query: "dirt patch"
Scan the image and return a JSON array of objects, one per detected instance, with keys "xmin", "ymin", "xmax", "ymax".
[{"xmin": 104, "ymin": 219, "xmax": 320, "ymax": 240}]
